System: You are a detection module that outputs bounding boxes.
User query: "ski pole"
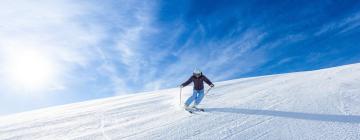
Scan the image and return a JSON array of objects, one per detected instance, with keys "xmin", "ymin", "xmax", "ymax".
[
  {"xmin": 179, "ymin": 87, "xmax": 182, "ymax": 105},
  {"xmin": 205, "ymin": 87, "xmax": 213, "ymax": 96}
]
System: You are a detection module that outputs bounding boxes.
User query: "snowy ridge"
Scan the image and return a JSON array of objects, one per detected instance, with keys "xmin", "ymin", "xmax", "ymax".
[{"xmin": 1, "ymin": 63, "xmax": 360, "ymax": 139}]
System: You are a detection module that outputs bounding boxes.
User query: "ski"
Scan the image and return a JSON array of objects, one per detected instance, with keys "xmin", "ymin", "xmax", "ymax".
[
  {"xmin": 193, "ymin": 108, "xmax": 205, "ymax": 112},
  {"xmin": 197, "ymin": 108, "xmax": 205, "ymax": 112},
  {"xmin": 185, "ymin": 107, "xmax": 204, "ymax": 113},
  {"xmin": 185, "ymin": 108, "xmax": 194, "ymax": 114}
]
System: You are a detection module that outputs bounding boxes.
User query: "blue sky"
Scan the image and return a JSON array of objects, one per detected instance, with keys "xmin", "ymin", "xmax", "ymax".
[{"xmin": 0, "ymin": 0, "xmax": 360, "ymax": 115}]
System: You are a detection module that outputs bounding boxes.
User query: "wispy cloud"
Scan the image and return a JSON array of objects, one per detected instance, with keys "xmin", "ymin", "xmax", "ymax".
[
  {"xmin": 315, "ymin": 11, "xmax": 360, "ymax": 36},
  {"xmin": 0, "ymin": 0, "xmax": 162, "ymax": 92},
  {"xmin": 0, "ymin": 0, "xmax": 160, "ymax": 114},
  {"xmin": 0, "ymin": 0, "xmax": 105, "ymax": 92},
  {"xmin": 144, "ymin": 24, "xmax": 270, "ymax": 89}
]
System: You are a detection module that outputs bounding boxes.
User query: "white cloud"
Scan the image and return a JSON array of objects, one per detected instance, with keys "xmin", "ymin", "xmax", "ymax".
[
  {"xmin": 143, "ymin": 27, "xmax": 270, "ymax": 90},
  {"xmin": 0, "ymin": 0, "xmax": 163, "ymax": 95},
  {"xmin": 0, "ymin": 0, "xmax": 165, "ymax": 114},
  {"xmin": 315, "ymin": 12, "xmax": 360, "ymax": 36},
  {"xmin": 1, "ymin": 0, "xmax": 96, "ymax": 92}
]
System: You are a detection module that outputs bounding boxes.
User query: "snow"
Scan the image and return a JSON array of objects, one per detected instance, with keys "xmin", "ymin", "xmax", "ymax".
[{"xmin": 1, "ymin": 63, "xmax": 360, "ymax": 140}]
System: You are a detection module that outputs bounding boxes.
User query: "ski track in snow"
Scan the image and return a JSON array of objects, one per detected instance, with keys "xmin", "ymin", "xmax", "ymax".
[{"xmin": 1, "ymin": 63, "xmax": 360, "ymax": 139}]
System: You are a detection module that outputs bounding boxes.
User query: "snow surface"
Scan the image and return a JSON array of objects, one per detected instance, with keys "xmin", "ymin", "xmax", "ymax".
[{"xmin": 1, "ymin": 63, "xmax": 360, "ymax": 140}]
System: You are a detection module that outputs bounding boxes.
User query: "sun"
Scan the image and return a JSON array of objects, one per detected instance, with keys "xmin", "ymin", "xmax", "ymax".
[{"xmin": 4, "ymin": 48, "xmax": 55, "ymax": 90}]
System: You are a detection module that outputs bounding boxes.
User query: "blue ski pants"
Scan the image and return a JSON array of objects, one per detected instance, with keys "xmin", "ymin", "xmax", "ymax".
[{"xmin": 185, "ymin": 89, "xmax": 205, "ymax": 106}]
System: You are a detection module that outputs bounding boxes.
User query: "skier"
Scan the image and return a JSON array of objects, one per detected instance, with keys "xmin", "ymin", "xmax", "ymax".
[{"xmin": 180, "ymin": 69, "xmax": 214, "ymax": 111}]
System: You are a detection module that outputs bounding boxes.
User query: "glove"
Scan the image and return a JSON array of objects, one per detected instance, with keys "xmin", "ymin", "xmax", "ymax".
[{"xmin": 210, "ymin": 84, "xmax": 214, "ymax": 87}]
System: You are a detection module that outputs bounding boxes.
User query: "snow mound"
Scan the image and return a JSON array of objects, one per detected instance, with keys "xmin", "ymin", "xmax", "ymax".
[{"xmin": 1, "ymin": 63, "xmax": 360, "ymax": 140}]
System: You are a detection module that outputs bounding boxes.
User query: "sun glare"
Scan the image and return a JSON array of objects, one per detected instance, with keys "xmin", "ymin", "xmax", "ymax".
[{"xmin": 5, "ymin": 48, "xmax": 55, "ymax": 90}]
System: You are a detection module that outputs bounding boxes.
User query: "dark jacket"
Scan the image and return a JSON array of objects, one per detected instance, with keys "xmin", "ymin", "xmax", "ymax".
[{"xmin": 181, "ymin": 75, "xmax": 213, "ymax": 90}]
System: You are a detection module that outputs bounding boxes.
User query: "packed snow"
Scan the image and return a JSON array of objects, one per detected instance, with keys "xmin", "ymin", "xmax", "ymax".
[{"xmin": 1, "ymin": 63, "xmax": 360, "ymax": 140}]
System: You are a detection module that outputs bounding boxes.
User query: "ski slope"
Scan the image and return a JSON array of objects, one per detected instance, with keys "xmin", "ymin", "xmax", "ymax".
[{"xmin": 1, "ymin": 63, "xmax": 360, "ymax": 140}]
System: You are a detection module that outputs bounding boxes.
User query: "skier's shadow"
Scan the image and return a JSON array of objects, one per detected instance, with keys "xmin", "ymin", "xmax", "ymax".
[{"xmin": 206, "ymin": 108, "xmax": 360, "ymax": 123}]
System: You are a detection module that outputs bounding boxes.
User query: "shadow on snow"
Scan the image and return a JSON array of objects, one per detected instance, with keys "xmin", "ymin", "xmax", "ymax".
[{"xmin": 206, "ymin": 108, "xmax": 360, "ymax": 123}]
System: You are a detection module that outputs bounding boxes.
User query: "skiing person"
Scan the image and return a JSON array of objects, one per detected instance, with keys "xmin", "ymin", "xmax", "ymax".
[{"xmin": 180, "ymin": 69, "xmax": 214, "ymax": 110}]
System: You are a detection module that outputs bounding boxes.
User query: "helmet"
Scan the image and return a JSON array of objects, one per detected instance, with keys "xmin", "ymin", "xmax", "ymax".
[{"xmin": 193, "ymin": 69, "xmax": 202, "ymax": 77}]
